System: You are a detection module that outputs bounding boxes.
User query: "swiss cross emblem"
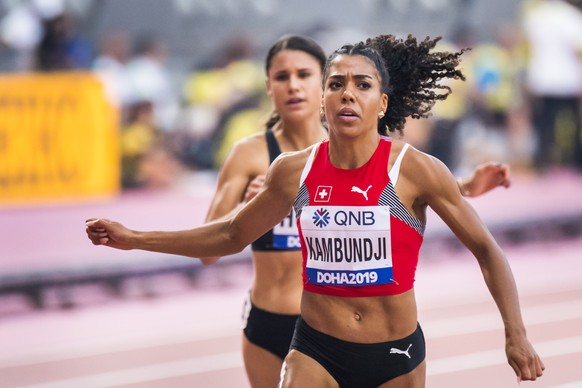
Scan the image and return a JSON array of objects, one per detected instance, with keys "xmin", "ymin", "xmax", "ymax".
[{"xmin": 314, "ymin": 185, "xmax": 332, "ymax": 202}]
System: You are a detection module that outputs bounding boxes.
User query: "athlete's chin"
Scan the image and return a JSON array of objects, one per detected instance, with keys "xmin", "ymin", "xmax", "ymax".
[
  {"xmin": 280, "ymin": 107, "xmax": 315, "ymax": 121},
  {"xmin": 330, "ymin": 125, "xmax": 364, "ymax": 139}
]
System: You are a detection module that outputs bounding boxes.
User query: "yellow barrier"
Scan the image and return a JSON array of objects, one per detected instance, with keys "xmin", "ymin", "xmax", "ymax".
[{"xmin": 0, "ymin": 72, "xmax": 120, "ymax": 204}]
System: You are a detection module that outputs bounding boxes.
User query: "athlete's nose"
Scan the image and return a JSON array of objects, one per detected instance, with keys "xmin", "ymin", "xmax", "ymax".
[
  {"xmin": 288, "ymin": 74, "xmax": 300, "ymax": 92},
  {"xmin": 341, "ymin": 87, "xmax": 355, "ymax": 103}
]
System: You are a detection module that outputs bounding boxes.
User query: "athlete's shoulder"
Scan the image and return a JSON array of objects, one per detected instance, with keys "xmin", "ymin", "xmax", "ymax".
[
  {"xmin": 390, "ymin": 139, "xmax": 441, "ymax": 172},
  {"xmin": 265, "ymin": 144, "xmax": 315, "ymax": 190},
  {"xmin": 232, "ymin": 131, "xmax": 268, "ymax": 152},
  {"xmin": 395, "ymin": 140, "xmax": 456, "ymax": 201},
  {"xmin": 272, "ymin": 143, "xmax": 317, "ymax": 168},
  {"xmin": 223, "ymin": 131, "xmax": 268, "ymax": 163}
]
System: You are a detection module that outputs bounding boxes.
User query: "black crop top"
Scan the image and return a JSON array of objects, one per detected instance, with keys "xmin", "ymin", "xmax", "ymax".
[{"xmin": 250, "ymin": 129, "xmax": 301, "ymax": 252}]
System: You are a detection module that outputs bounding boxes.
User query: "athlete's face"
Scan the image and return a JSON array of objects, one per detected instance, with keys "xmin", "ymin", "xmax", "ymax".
[
  {"xmin": 322, "ymin": 54, "xmax": 388, "ymax": 138},
  {"xmin": 266, "ymin": 50, "xmax": 323, "ymax": 123}
]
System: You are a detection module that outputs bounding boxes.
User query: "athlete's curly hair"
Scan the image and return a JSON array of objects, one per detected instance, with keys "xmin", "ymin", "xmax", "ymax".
[{"xmin": 323, "ymin": 34, "xmax": 467, "ymax": 135}]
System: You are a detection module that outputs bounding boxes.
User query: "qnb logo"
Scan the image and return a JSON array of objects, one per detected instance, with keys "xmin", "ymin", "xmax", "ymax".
[
  {"xmin": 334, "ymin": 210, "xmax": 375, "ymax": 226},
  {"xmin": 351, "ymin": 185, "xmax": 372, "ymax": 200},
  {"xmin": 312, "ymin": 208, "xmax": 330, "ymax": 228}
]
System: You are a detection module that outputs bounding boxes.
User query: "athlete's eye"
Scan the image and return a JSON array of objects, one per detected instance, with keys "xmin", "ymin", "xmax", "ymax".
[
  {"xmin": 299, "ymin": 70, "xmax": 312, "ymax": 79},
  {"xmin": 358, "ymin": 82, "xmax": 371, "ymax": 90},
  {"xmin": 328, "ymin": 81, "xmax": 343, "ymax": 90},
  {"xmin": 274, "ymin": 73, "xmax": 290, "ymax": 81}
]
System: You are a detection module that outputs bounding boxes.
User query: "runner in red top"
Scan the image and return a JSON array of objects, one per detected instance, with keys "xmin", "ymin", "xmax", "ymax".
[{"xmin": 296, "ymin": 137, "xmax": 422, "ymax": 297}]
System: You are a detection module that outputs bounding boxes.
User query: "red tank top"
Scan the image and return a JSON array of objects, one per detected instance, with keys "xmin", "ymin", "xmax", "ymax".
[{"xmin": 294, "ymin": 137, "xmax": 424, "ymax": 297}]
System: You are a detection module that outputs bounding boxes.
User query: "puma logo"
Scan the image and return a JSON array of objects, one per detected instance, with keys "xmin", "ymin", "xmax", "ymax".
[
  {"xmin": 390, "ymin": 344, "xmax": 412, "ymax": 359},
  {"xmin": 351, "ymin": 185, "xmax": 372, "ymax": 200}
]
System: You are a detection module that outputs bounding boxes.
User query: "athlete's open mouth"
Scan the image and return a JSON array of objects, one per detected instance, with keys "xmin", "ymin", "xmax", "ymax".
[{"xmin": 338, "ymin": 107, "xmax": 358, "ymax": 117}]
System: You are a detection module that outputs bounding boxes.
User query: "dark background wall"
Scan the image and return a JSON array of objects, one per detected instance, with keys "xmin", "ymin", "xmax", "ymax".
[{"xmin": 83, "ymin": 0, "xmax": 518, "ymax": 70}]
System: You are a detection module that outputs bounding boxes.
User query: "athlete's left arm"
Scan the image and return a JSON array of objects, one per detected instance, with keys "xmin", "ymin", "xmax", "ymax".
[
  {"xmin": 457, "ymin": 162, "xmax": 511, "ymax": 197},
  {"xmin": 409, "ymin": 151, "xmax": 544, "ymax": 382}
]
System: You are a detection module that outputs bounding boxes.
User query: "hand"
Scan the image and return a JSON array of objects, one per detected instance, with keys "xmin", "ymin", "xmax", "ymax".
[
  {"xmin": 85, "ymin": 218, "xmax": 134, "ymax": 250},
  {"xmin": 506, "ymin": 334, "xmax": 545, "ymax": 382},
  {"xmin": 461, "ymin": 162, "xmax": 511, "ymax": 197},
  {"xmin": 244, "ymin": 175, "xmax": 266, "ymax": 203}
]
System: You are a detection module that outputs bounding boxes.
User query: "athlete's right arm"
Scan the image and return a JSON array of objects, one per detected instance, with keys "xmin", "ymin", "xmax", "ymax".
[
  {"xmin": 409, "ymin": 150, "xmax": 544, "ymax": 382},
  {"xmin": 457, "ymin": 161, "xmax": 511, "ymax": 198},
  {"xmin": 200, "ymin": 137, "xmax": 267, "ymax": 265},
  {"xmin": 85, "ymin": 150, "xmax": 306, "ymax": 259}
]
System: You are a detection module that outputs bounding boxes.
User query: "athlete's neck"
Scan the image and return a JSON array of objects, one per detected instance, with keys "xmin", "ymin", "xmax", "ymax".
[
  {"xmin": 328, "ymin": 131, "xmax": 381, "ymax": 170},
  {"xmin": 275, "ymin": 118, "xmax": 327, "ymax": 151}
]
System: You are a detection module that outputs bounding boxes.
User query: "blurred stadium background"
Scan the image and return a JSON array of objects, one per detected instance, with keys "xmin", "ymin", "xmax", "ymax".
[{"xmin": 1, "ymin": 0, "xmax": 582, "ymax": 387}]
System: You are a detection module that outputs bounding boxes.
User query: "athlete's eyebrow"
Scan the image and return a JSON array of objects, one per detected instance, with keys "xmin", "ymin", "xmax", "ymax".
[
  {"xmin": 328, "ymin": 74, "xmax": 374, "ymax": 81},
  {"xmin": 272, "ymin": 69, "xmax": 289, "ymax": 76},
  {"xmin": 273, "ymin": 67, "xmax": 313, "ymax": 77}
]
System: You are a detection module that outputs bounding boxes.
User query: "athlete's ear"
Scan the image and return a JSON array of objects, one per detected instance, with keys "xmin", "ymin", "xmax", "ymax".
[
  {"xmin": 381, "ymin": 93, "xmax": 388, "ymax": 113},
  {"xmin": 265, "ymin": 77, "xmax": 272, "ymax": 96}
]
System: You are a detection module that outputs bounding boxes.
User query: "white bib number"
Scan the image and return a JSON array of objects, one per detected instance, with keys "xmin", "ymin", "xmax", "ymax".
[
  {"xmin": 273, "ymin": 208, "xmax": 300, "ymax": 249},
  {"xmin": 300, "ymin": 206, "xmax": 393, "ymax": 286}
]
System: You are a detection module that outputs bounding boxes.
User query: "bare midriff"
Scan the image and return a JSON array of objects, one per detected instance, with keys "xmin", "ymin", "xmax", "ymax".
[
  {"xmin": 251, "ymin": 250, "xmax": 303, "ymax": 315},
  {"xmin": 301, "ymin": 289, "xmax": 418, "ymax": 343}
]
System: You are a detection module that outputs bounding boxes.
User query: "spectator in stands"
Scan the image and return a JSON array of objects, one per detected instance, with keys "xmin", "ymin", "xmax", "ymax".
[
  {"xmin": 0, "ymin": 2, "xmax": 43, "ymax": 71},
  {"xmin": 422, "ymin": 26, "xmax": 474, "ymax": 172},
  {"xmin": 458, "ymin": 23, "xmax": 532, "ymax": 172},
  {"xmin": 180, "ymin": 34, "xmax": 265, "ymax": 170},
  {"xmin": 92, "ymin": 31, "xmax": 131, "ymax": 107},
  {"xmin": 120, "ymin": 100, "xmax": 183, "ymax": 189},
  {"xmin": 521, "ymin": 0, "xmax": 582, "ymax": 172},
  {"xmin": 35, "ymin": 11, "xmax": 92, "ymax": 71},
  {"xmin": 124, "ymin": 33, "xmax": 179, "ymax": 133}
]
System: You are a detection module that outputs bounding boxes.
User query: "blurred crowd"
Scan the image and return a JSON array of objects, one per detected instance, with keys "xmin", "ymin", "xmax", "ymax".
[
  {"xmin": 419, "ymin": 0, "xmax": 582, "ymax": 179},
  {"xmin": 1, "ymin": 0, "xmax": 581, "ymax": 190}
]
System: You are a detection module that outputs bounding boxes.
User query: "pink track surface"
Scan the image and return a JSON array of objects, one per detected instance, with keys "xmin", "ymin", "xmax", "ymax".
[
  {"xmin": 1, "ymin": 169, "xmax": 582, "ymax": 387},
  {"xmin": 1, "ymin": 238, "xmax": 581, "ymax": 387}
]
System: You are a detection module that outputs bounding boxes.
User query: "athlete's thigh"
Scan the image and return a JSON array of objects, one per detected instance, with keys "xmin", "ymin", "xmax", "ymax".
[
  {"xmin": 242, "ymin": 336, "xmax": 283, "ymax": 388},
  {"xmin": 379, "ymin": 360, "xmax": 426, "ymax": 388},
  {"xmin": 279, "ymin": 349, "xmax": 338, "ymax": 388}
]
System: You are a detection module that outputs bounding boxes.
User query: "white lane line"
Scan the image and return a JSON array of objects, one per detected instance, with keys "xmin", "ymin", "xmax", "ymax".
[
  {"xmin": 0, "ymin": 325, "xmax": 240, "ymax": 368},
  {"xmin": 427, "ymin": 335, "xmax": 582, "ymax": 376},
  {"xmin": 17, "ymin": 335, "xmax": 582, "ymax": 387},
  {"xmin": 2, "ymin": 300, "xmax": 580, "ymax": 369},
  {"xmin": 425, "ymin": 300, "xmax": 582, "ymax": 338},
  {"xmin": 19, "ymin": 351, "xmax": 242, "ymax": 388},
  {"xmin": 418, "ymin": 282, "xmax": 582, "ymax": 311},
  {"xmin": 551, "ymin": 382, "xmax": 582, "ymax": 388}
]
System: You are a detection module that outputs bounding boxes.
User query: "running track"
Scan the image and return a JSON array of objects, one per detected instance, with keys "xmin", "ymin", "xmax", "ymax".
[
  {"xmin": 1, "ymin": 239, "xmax": 581, "ymax": 387},
  {"xmin": 1, "ymin": 171, "xmax": 582, "ymax": 387}
]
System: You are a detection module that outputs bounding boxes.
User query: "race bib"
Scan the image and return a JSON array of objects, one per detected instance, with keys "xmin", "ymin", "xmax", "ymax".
[
  {"xmin": 300, "ymin": 206, "xmax": 393, "ymax": 286},
  {"xmin": 272, "ymin": 208, "xmax": 301, "ymax": 249}
]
